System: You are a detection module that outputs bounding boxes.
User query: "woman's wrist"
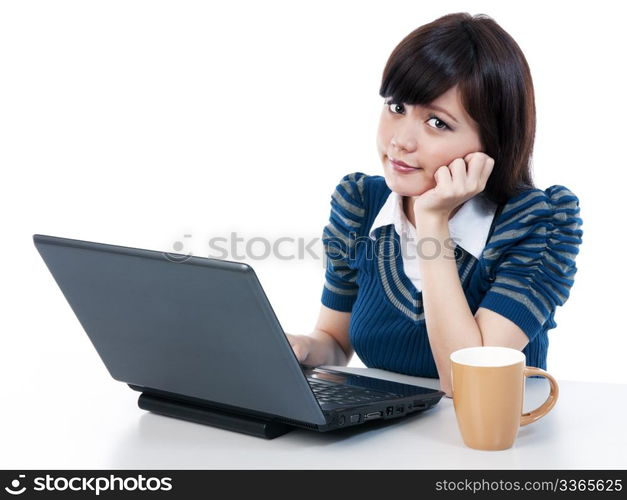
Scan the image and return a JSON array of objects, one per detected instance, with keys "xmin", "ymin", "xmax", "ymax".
[
  {"xmin": 414, "ymin": 210, "xmax": 449, "ymax": 231},
  {"xmin": 308, "ymin": 330, "xmax": 349, "ymax": 366}
]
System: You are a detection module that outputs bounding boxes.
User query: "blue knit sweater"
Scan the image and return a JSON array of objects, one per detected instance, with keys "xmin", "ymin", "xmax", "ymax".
[{"xmin": 321, "ymin": 172, "xmax": 583, "ymax": 377}]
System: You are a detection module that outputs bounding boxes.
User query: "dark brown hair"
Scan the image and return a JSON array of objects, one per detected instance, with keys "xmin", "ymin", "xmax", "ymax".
[{"xmin": 379, "ymin": 12, "xmax": 536, "ymax": 205}]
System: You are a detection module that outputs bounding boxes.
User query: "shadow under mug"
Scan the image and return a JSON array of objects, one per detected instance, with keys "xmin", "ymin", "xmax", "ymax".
[{"xmin": 450, "ymin": 346, "xmax": 559, "ymax": 451}]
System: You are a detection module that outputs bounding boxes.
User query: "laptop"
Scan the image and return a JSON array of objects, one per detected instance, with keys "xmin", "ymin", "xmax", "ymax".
[{"xmin": 33, "ymin": 234, "xmax": 445, "ymax": 439}]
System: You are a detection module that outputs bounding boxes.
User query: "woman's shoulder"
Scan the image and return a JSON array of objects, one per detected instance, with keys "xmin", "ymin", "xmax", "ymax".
[
  {"xmin": 494, "ymin": 184, "xmax": 581, "ymax": 230},
  {"xmin": 329, "ymin": 171, "xmax": 390, "ymax": 209},
  {"xmin": 485, "ymin": 184, "xmax": 583, "ymax": 257}
]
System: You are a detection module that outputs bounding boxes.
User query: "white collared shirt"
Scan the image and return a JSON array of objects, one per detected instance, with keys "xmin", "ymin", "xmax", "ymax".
[{"xmin": 368, "ymin": 191, "xmax": 498, "ymax": 291}]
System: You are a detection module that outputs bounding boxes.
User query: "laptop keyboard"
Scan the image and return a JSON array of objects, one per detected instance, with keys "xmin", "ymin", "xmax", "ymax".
[{"xmin": 307, "ymin": 378, "xmax": 399, "ymax": 406}]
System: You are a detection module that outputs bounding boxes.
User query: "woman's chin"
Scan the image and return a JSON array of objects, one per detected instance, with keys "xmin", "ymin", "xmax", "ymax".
[
  {"xmin": 384, "ymin": 177, "xmax": 433, "ymax": 197},
  {"xmin": 402, "ymin": 189, "xmax": 432, "ymax": 197}
]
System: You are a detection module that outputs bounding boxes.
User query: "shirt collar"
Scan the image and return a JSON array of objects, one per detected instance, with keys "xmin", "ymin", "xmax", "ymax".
[
  {"xmin": 369, "ymin": 191, "xmax": 409, "ymax": 241},
  {"xmin": 369, "ymin": 191, "xmax": 498, "ymax": 259}
]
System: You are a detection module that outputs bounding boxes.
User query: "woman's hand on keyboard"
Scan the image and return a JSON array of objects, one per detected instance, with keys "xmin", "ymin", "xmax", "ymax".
[
  {"xmin": 286, "ymin": 331, "xmax": 349, "ymax": 366},
  {"xmin": 285, "ymin": 333, "xmax": 313, "ymax": 364}
]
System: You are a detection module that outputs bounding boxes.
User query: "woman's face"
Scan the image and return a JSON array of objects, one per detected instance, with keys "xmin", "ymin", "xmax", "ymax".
[{"xmin": 376, "ymin": 84, "xmax": 483, "ymax": 197}]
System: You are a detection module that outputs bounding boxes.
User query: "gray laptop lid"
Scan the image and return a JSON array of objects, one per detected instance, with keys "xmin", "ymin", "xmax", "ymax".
[{"xmin": 33, "ymin": 234, "xmax": 326, "ymax": 425}]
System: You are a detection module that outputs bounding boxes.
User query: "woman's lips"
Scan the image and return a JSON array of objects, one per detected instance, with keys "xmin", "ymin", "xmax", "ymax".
[{"xmin": 388, "ymin": 158, "xmax": 422, "ymax": 174}]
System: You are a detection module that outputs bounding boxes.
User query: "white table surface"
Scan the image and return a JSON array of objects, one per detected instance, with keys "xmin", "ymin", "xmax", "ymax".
[{"xmin": 3, "ymin": 365, "xmax": 626, "ymax": 469}]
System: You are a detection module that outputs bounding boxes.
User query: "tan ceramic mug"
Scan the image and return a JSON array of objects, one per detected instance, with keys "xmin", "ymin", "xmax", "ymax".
[{"xmin": 450, "ymin": 346, "xmax": 559, "ymax": 451}]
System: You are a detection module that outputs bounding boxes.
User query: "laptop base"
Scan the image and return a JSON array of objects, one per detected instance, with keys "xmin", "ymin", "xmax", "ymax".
[{"xmin": 137, "ymin": 393, "xmax": 294, "ymax": 439}]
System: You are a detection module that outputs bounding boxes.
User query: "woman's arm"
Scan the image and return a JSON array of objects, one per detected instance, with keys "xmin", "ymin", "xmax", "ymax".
[
  {"xmin": 412, "ymin": 153, "xmax": 529, "ymax": 397},
  {"xmin": 416, "ymin": 216, "xmax": 529, "ymax": 397},
  {"xmin": 417, "ymin": 215, "xmax": 482, "ymax": 397},
  {"xmin": 287, "ymin": 305, "xmax": 353, "ymax": 367}
]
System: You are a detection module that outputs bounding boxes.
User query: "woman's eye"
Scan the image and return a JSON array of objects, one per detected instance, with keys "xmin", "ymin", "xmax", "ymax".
[
  {"xmin": 387, "ymin": 102, "xmax": 405, "ymax": 114},
  {"xmin": 427, "ymin": 115, "xmax": 449, "ymax": 130}
]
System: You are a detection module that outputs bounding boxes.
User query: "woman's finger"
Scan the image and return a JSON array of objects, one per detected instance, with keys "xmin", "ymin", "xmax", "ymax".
[
  {"xmin": 449, "ymin": 158, "xmax": 467, "ymax": 193},
  {"xmin": 434, "ymin": 165, "xmax": 453, "ymax": 191},
  {"xmin": 479, "ymin": 157, "xmax": 495, "ymax": 187},
  {"xmin": 465, "ymin": 154, "xmax": 484, "ymax": 187}
]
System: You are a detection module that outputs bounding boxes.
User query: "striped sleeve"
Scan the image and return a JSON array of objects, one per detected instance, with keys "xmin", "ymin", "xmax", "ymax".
[
  {"xmin": 320, "ymin": 172, "xmax": 368, "ymax": 312},
  {"xmin": 478, "ymin": 185, "xmax": 583, "ymax": 342}
]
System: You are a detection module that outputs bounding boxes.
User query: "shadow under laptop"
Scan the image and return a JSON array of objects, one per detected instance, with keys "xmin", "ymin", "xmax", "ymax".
[{"xmin": 106, "ymin": 405, "xmax": 441, "ymax": 468}]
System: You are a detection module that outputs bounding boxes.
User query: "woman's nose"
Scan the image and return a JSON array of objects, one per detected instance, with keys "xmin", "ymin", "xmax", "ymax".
[{"xmin": 391, "ymin": 123, "xmax": 417, "ymax": 152}]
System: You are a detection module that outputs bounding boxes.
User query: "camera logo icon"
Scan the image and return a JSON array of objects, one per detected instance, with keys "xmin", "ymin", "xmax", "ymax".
[{"xmin": 4, "ymin": 475, "xmax": 27, "ymax": 495}]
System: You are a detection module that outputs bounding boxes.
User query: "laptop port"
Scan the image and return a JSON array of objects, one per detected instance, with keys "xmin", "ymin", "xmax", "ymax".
[
  {"xmin": 395, "ymin": 405, "xmax": 404, "ymax": 414},
  {"xmin": 364, "ymin": 411, "xmax": 382, "ymax": 421},
  {"xmin": 385, "ymin": 406, "xmax": 394, "ymax": 416}
]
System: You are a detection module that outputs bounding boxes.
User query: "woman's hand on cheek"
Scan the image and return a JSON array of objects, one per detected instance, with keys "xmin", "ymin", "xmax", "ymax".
[{"xmin": 412, "ymin": 152, "xmax": 494, "ymax": 223}]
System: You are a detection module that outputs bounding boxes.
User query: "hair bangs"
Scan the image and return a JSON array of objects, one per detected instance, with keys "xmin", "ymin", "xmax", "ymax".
[{"xmin": 379, "ymin": 55, "xmax": 459, "ymax": 106}]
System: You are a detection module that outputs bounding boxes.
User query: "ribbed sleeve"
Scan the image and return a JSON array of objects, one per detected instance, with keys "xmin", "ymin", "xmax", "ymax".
[
  {"xmin": 478, "ymin": 185, "xmax": 583, "ymax": 342},
  {"xmin": 320, "ymin": 172, "xmax": 368, "ymax": 312}
]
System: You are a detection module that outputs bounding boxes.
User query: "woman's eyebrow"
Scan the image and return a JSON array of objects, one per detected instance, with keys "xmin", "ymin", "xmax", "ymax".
[{"xmin": 423, "ymin": 104, "xmax": 460, "ymax": 125}]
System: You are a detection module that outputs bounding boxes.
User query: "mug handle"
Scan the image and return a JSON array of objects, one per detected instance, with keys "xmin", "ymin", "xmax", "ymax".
[{"xmin": 520, "ymin": 367, "xmax": 559, "ymax": 426}]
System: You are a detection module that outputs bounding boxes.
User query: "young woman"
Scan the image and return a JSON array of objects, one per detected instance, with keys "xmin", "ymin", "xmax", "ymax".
[{"xmin": 287, "ymin": 12, "xmax": 583, "ymax": 397}]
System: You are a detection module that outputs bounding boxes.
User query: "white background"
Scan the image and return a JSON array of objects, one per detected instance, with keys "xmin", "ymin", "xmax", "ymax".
[{"xmin": 1, "ymin": 0, "xmax": 626, "ymax": 468}]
